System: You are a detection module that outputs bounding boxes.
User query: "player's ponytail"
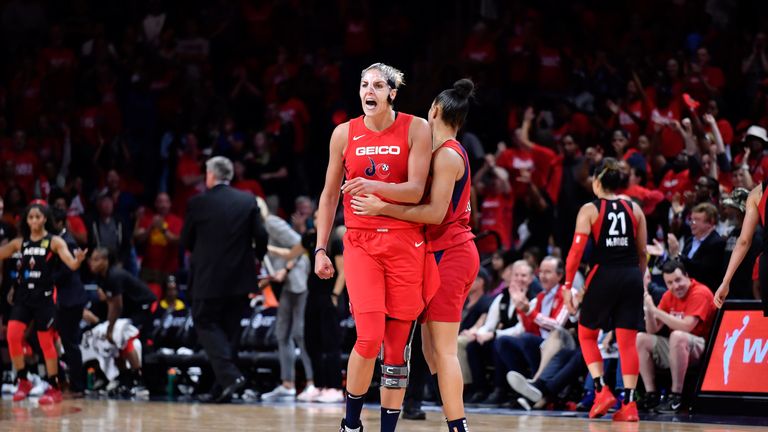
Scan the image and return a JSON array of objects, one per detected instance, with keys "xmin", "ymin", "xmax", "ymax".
[
  {"xmin": 595, "ymin": 157, "xmax": 624, "ymax": 192},
  {"xmin": 434, "ymin": 78, "xmax": 475, "ymax": 130}
]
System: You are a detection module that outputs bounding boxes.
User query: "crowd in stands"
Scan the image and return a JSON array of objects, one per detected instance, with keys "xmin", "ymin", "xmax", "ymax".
[{"xmin": 0, "ymin": 0, "xmax": 766, "ymax": 414}]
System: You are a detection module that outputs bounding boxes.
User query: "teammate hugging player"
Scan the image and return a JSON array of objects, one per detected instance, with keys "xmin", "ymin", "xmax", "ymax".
[
  {"xmin": 314, "ymin": 62, "xmax": 432, "ymax": 432},
  {"xmin": 563, "ymin": 158, "xmax": 648, "ymax": 422},
  {"xmin": 0, "ymin": 203, "xmax": 87, "ymax": 404}
]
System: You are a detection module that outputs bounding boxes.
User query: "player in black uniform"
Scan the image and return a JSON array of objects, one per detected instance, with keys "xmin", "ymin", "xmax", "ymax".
[
  {"xmin": 562, "ymin": 158, "xmax": 647, "ymax": 422},
  {"xmin": 0, "ymin": 203, "xmax": 87, "ymax": 404}
]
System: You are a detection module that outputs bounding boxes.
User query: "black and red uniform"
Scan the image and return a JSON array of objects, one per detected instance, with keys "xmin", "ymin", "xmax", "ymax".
[
  {"xmin": 579, "ymin": 199, "xmax": 644, "ymax": 331},
  {"xmin": 9, "ymin": 234, "xmax": 58, "ymax": 329}
]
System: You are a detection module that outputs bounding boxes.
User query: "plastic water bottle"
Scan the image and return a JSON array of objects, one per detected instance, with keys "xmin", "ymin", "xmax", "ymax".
[
  {"xmin": 86, "ymin": 368, "xmax": 95, "ymax": 391},
  {"xmin": 167, "ymin": 368, "xmax": 178, "ymax": 398}
]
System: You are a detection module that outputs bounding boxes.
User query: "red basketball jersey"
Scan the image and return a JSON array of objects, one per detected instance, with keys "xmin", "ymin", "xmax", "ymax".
[
  {"xmin": 426, "ymin": 139, "xmax": 475, "ymax": 252},
  {"xmin": 343, "ymin": 113, "xmax": 421, "ymax": 230}
]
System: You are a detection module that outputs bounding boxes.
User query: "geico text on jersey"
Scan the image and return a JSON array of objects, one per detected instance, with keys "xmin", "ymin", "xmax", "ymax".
[{"xmin": 355, "ymin": 146, "xmax": 401, "ymax": 156}]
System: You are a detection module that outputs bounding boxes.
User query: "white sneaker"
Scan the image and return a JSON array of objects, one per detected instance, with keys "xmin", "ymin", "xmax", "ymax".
[
  {"xmin": 101, "ymin": 379, "xmax": 121, "ymax": 396},
  {"xmin": 2, "ymin": 383, "xmax": 16, "ymax": 394},
  {"xmin": 261, "ymin": 385, "xmax": 296, "ymax": 401},
  {"xmin": 130, "ymin": 385, "xmax": 150, "ymax": 399},
  {"xmin": 29, "ymin": 374, "xmax": 48, "ymax": 396},
  {"xmin": 297, "ymin": 384, "xmax": 321, "ymax": 402},
  {"xmin": 316, "ymin": 388, "xmax": 345, "ymax": 403},
  {"xmin": 506, "ymin": 371, "xmax": 542, "ymax": 403}
]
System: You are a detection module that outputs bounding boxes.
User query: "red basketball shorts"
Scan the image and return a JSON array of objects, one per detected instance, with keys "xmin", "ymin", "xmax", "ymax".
[
  {"xmin": 343, "ymin": 228, "xmax": 427, "ymax": 321},
  {"xmin": 422, "ymin": 240, "xmax": 480, "ymax": 323}
]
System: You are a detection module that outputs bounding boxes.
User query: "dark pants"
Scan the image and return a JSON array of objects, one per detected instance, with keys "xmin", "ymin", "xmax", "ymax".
[
  {"xmin": 535, "ymin": 348, "xmax": 585, "ymax": 396},
  {"xmin": 57, "ymin": 304, "xmax": 85, "ymax": 392},
  {"xmin": 125, "ymin": 303, "xmax": 153, "ymax": 341},
  {"xmin": 404, "ymin": 325, "xmax": 429, "ymax": 409},
  {"xmin": 494, "ymin": 334, "xmax": 543, "ymax": 386},
  {"xmin": 192, "ymin": 296, "xmax": 248, "ymax": 388},
  {"xmin": 466, "ymin": 340, "xmax": 495, "ymax": 391},
  {"xmin": 305, "ymin": 290, "xmax": 342, "ymax": 389}
]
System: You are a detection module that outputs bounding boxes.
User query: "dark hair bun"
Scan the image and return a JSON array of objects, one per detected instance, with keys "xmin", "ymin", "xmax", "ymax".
[{"xmin": 453, "ymin": 78, "xmax": 475, "ymax": 100}]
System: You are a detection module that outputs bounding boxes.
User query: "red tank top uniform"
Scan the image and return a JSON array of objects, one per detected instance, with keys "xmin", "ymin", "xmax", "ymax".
[
  {"xmin": 421, "ymin": 140, "xmax": 480, "ymax": 323},
  {"xmin": 341, "ymin": 113, "xmax": 430, "ymax": 321},
  {"xmin": 426, "ymin": 139, "xmax": 475, "ymax": 252},
  {"xmin": 343, "ymin": 113, "xmax": 420, "ymax": 230}
]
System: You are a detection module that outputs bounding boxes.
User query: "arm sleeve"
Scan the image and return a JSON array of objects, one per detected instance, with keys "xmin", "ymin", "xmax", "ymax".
[{"xmin": 565, "ymin": 233, "xmax": 588, "ymax": 288}]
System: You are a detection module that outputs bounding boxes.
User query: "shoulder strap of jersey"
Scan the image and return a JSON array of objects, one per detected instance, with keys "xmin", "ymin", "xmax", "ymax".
[
  {"xmin": 443, "ymin": 140, "xmax": 468, "ymax": 163},
  {"xmin": 619, "ymin": 199, "xmax": 639, "ymax": 235}
]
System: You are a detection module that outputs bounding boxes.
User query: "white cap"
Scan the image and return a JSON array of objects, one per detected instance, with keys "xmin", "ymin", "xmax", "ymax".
[{"xmin": 745, "ymin": 125, "xmax": 768, "ymax": 143}]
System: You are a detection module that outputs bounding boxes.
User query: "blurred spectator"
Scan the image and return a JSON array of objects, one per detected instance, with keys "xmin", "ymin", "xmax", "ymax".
[
  {"xmin": 2, "ymin": 130, "xmax": 38, "ymax": 198},
  {"xmin": 458, "ymin": 268, "xmax": 494, "ymax": 389},
  {"xmin": 291, "ymin": 196, "xmax": 314, "ymax": 235},
  {"xmin": 719, "ymin": 188, "xmax": 760, "ymax": 300},
  {"xmin": 474, "ymin": 157, "xmax": 513, "ymax": 253},
  {"xmin": 665, "ymin": 203, "xmax": 725, "ymax": 292},
  {"xmin": 174, "ymin": 133, "xmax": 204, "ymax": 215},
  {"xmin": 157, "ymin": 275, "xmax": 185, "ymax": 313},
  {"xmin": 87, "ymin": 192, "xmax": 133, "ymax": 272},
  {"xmin": 134, "ymin": 192, "xmax": 183, "ymax": 284},
  {"xmin": 49, "ymin": 188, "xmax": 88, "ymax": 246}
]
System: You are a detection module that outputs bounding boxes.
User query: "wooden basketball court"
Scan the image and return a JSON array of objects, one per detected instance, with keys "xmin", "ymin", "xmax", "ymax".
[{"xmin": 1, "ymin": 398, "xmax": 765, "ymax": 431}]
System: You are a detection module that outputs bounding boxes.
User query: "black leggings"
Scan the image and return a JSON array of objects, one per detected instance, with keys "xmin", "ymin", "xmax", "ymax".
[
  {"xmin": 57, "ymin": 304, "xmax": 85, "ymax": 391},
  {"xmin": 305, "ymin": 290, "xmax": 342, "ymax": 389}
]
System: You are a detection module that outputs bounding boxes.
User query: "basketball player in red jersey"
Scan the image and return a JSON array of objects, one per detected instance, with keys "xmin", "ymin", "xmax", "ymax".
[
  {"xmin": 562, "ymin": 158, "xmax": 647, "ymax": 422},
  {"xmin": 352, "ymin": 79, "xmax": 478, "ymax": 432},
  {"xmin": 314, "ymin": 63, "xmax": 432, "ymax": 432},
  {"xmin": 715, "ymin": 182, "xmax": 768, "ymax": 315}
]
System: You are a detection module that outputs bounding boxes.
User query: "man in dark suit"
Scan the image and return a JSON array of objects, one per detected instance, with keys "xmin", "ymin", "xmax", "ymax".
[
  {"xmin": 182, "ymin": 156, "xmax": 268, "ymax": 403},
  {"xmin": 668, "ymin": 202, "xmax": 725, "ymax": 291}
]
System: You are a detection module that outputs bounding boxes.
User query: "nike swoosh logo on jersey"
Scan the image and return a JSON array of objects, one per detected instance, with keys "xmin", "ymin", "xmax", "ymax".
[
  {"xmin": 415, "ymin": 241, "xmax": 424, "ymax": 247},
  {"xmin": 353, "ymin": 134, "xmax": 366, "ymax": 141}
]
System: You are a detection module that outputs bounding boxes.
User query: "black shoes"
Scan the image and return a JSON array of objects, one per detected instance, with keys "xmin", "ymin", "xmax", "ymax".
[
  {"xmin": 402, "ymin": 405, "xmax": 426, "ymax": 420},
  {"xmin": 339, "ymin": 419, "xmax": 364, "ymax": 432},
  {"xmin": 215, "ymin": 376, "xmax": 246, "ymax": 403},
  {"xmin": 655, "ymin": 393, "xmax": 683, "ymax": 414},
  {"xmin": 199, "ymin": 376, "xmax": 246, "ymax": 403},
  {"xmin": 639, "ymin": 391, "xmax": 661, "ymax": 412},
  {"xmin": 477, "ymin": 388, "xmax": 508, "ymax": 407}
]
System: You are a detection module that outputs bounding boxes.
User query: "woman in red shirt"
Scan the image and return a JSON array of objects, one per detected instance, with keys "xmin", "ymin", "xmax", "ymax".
[{"xmin": 314, "ymin": 63, "xmax": 432, "ymax": 432}]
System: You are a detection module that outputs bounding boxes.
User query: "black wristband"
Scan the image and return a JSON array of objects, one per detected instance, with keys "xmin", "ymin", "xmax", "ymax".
[{"xmin": 314, "ymin": 247, "xmax": 327, "ymax": 256}]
